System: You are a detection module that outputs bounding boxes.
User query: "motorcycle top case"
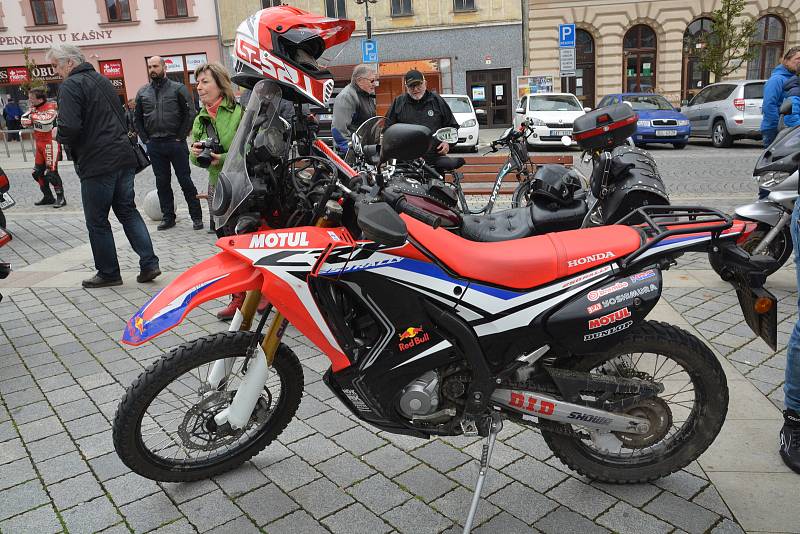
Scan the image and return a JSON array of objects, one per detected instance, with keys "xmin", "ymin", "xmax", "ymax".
[
  {"xmin": 544, "ymin": 268, "xmax": 662, "ymax": 353},
  {"xmin": 573, "ymin": 104, "xmax": 638, "ymax": 152}
]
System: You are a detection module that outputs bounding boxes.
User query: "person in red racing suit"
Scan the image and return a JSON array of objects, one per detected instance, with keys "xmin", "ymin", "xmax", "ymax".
[{"xmin": 21, "ymin": 89, "xmax": 66, "ymax": 207}]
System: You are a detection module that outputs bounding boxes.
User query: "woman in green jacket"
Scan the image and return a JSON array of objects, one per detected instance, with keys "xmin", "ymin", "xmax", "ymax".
[{"xmin": 189, "ymin": 62, "xmax": 260, "ymax": 320}]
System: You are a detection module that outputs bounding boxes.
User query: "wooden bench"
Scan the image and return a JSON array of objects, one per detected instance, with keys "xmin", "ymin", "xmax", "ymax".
[{"xmin": 456, "ymin": 154, "xmax": 574, "ymax": 195}]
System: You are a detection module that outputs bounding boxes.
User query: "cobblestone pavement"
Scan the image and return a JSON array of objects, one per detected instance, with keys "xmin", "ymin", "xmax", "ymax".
[{"xmin": 0, "ymin": 143, "xmax": 795, "ymax": 533}]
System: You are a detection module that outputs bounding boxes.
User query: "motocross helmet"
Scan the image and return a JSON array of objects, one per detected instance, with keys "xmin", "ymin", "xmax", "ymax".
[{"xmin": 232, "ymin": 6, "xmax": 355, "ymax": 107}]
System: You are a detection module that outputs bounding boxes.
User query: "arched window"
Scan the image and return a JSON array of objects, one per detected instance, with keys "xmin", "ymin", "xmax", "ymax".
[
  {"xmin": 623, "ymin": 25, "xmax": 657, "ymax": 93},
  {"xmin": 561, "ymin": 29, "xmax": 596, "ymax": 107},
  {"xmin": 747, "ymin": 15, "xmax": 785, "ymax": 79},
  {"xmin": 682, "ymin": 18, "xmax": 713, "ymax": 101}
]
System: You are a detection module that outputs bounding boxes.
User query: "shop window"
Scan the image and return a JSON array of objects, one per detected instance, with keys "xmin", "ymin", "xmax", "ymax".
[
  {"xmin": 164, "ymin": 0, "xmax": 188, "ymax": 18},
  {"xmin": 31, "ymin": 0, "xmax": 58, "ymax": 25},
  {"xmin": 325, "ymin": 0, "xmax": 345, "ymax": 18},
  {"xmin": 391, "ymin": 0, "xmax": 412, "ymax": 17},
  {"xmin": 261, "ymin": 0, "xmax": 282, "ymax": 6},
  {"xmin": 682, "ymin": 17, "xmax": 713, "ymax": 101},
  {"xmin": 747, "ymin": 15, "xmax": 785, "ymax": 80},
  {"xmin": 106, "ymin": 0, "xmax": 131, "ymax": 22},
  {"xmin": 454, "ymin": 0, "xmax": 475, "ymax": 12},
  {"xmin": 623, "ymin": 24, "xmax": 657, "ymax": 93}
]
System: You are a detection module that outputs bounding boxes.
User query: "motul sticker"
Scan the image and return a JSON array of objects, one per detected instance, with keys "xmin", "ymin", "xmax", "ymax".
[
  {"xmin": 587, "ymin": 281, "xmax": 628, "ymax": 302},
  {"xmin": 567, "ymin": 251, "xmax": 615, "ymax": 268},
  {"xmin": 249, "ymin": 231, "xmax": 309, "ymax": 248},
  {"xmin": 588, "ymin": 307, "xmax": 631, "ymax": 330},
  {"xmin": 583, "ymin": 320, "xmax": 633, "ymax": 341}
]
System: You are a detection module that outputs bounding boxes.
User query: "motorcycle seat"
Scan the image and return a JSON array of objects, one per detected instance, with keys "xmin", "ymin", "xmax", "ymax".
[
  {"xmin": 432, "ymin": 156, "xmax": 465, "ymax": 172},
  {"xmin": 530, "ymin": 199, "xmax": 588, "ymax": 234},
  {"xmin": 404, "ymin": 216, "xmax": 643, "ymax": 290},
  {"xmin": 460, "ymin": 207, "xmax": 535, "ymax": 242}
]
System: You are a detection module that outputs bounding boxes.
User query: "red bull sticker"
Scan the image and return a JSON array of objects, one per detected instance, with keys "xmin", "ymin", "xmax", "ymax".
[{"xmin": 397, "ymin": 326, "xmax": 430, "ymax": 351}]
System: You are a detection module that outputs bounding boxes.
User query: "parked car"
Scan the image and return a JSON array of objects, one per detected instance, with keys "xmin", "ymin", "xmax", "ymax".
[
  {"xmin": 441, "ymin": 94, "xmax": 480, "ymax": 152},
  {"xmin": 513, "ymin": 92, "xmax": 589, "ymax": 146},
  {"xmin": 597, "ymin": 93, "xmax": 691, "ymax": 149},
  {"xmin": 679, "ymin": 79, "xmax": 765, "ymax": 148}
]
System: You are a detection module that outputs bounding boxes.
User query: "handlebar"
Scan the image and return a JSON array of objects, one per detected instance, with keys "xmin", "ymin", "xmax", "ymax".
[{"xmin": 395, "ymin": 197, "xmax": 442, "ymax": 229}]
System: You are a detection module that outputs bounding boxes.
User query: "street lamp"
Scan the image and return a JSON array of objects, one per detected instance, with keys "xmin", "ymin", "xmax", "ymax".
[{"xmin": 354, "ymin": 0, "xmax": 378, "ymax": 40}]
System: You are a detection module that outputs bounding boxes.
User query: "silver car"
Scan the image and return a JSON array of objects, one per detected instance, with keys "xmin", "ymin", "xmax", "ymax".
[{"xmin": 680, "ymin": 80, "xmax": 765, "ymax": 148}]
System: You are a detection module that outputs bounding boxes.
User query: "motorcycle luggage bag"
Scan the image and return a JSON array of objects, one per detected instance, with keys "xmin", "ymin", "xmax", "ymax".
[
  {"xmin": 573, "ymin": 104, "xmax": 638, "ymax": 151},
  {"xmin": 604, "ymin": 167, "xmax": 669, "ymax": 224},
  {"xmin": 609, "ymin": 145, "xmax": 659, "ymax": 180}
]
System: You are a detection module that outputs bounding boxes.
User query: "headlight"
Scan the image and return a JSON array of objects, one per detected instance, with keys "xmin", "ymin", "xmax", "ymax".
[
  {"xmin": 637, "ymin": 120, "xmax": 651, "ymax": 127},
  {"xmin": 755, "ymin": 171, "xmax": 791, "ymax": 187},
  {"xmin": 677, "ymin": 120, "xmax": 690, "ymax": 127},
  {"xmin": 461, "ymin": 119, "xmax": 477, "ymax": 128},
  {"xmin": 529, "ymin": 117, "xmax": 546, "ymax": 127}
]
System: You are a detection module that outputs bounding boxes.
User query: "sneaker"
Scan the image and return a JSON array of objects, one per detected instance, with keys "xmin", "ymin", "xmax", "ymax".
[
  {"xmin": 192, "ymin": 219, "xmax": 204, "ymax": 230},
  {"xmin": 136, "ymin": 267, "xmax": 161, "ymax": 283},
  {"xmin": 82, "ymin": 274, "xmax": 123, "ymax": 288},
  {"xmin": 157, "ymin": 219, "xmax": 176, "ymax": 231},
  {"xmin": 779, "ymin": 409, "xmax": 800, "ymax": 474}
]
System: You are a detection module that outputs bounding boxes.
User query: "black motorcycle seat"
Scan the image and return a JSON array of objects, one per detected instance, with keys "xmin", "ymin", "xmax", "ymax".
[
  {"xmin": 432, "ymin": 156, "xmax": 465, "ymax": 172},
  {"xmin": 460, "ymin": 207, "xmax": 535, "ymax": 242},
  {"xmin": 530, "ymin": 199, "xmax": 588, "ymax": 234}
]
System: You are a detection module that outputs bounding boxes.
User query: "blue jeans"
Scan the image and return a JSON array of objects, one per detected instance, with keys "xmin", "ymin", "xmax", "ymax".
[
  {"xmin": 785, "ymin": 197, "xmax": 800, "ymax": 411},
  {"xmin": 146, "ymin": 139, "xmax": 202, "ymax": 222},
  {"xmin": 763, "ymin": 129, "xmax": 778, "ymax": 148},
  {"xmin": 80, "ymin": 167, "xmax": 159, "ymax": 280}
]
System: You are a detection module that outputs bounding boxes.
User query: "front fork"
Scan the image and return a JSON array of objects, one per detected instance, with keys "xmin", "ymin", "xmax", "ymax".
[{"xmin": 751, "ymin": 211, "xmax": 791, "ymax": 255}]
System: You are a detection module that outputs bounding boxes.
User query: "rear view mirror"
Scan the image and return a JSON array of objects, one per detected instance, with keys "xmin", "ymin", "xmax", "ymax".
[
  {"xmin": 434, "ymin": 127, "xmax": 458, "ymax": 144},
  {"xmin": 380, "ymin": 123, "xmax": 432, "ymax": 163},
  {"xmin": 583, "ymin": 107, "xmax": 591, "ymax": 113},
  {"xmin": 515, "ymin": 107, "xmax": 524, "ymax": 114},
  {"xmin": 357, "ymin": 202, "xmax": 408, "ymax": 247},
  {"xmin": 475, "ymin": 109, "xmax": 487, "ymax": 115},
  {"xmin": 351, "ymin": 132, "xmax": 362, "ymax": 155}
]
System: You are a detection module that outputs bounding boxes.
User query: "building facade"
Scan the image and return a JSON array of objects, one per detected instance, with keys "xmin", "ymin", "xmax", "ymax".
[
  {"xmin": 529, "ymin": 0, "xmax": 800, "ymax": 108},
  {"xmin": 0, "ymin": 0, "xmax": 221, "ymax": 106},
  {"xmin": 219, "ymin": 0, "xmax": 523, "ymax": 126}
]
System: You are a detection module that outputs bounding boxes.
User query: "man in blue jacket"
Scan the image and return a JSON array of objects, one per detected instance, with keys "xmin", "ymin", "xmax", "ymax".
[{"xmin": 761, "ymin": 47, "xmax": 800, "ymax": 147}]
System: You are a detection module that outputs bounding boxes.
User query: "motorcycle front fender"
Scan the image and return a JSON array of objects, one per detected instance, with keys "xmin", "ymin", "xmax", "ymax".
[
  {"xmin": 735, "ymin": 201, "xmax": 786, "ymax": 227},
  {"xmin": 122, "ymin": 251, "xmax": 262, "ymax": 346}
]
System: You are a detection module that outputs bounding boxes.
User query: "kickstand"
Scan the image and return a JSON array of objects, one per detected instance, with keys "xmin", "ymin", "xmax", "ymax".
[{"xmin": 463, "ymin": 412, "xmax": 502, "ymax": 534}]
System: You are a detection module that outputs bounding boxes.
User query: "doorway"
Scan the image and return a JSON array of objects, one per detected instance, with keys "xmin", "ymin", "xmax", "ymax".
[{"xmin": 466, "ymin": 68, "xmax": 512, "ymax": 128}]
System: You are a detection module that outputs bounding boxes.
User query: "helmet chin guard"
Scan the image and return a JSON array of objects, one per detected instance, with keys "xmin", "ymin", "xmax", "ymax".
[{"xmin": 233, "ymin": 6, "xmax": 355, "ymax": 106}]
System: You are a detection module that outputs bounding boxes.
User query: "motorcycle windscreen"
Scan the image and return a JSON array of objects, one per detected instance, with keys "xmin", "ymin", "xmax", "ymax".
[
  {"xmin": 213, "ymin": 80, "xmax": 288, "ymax": 227},
  {"xmin": 345, "ymin": 116, "xmax": 384, "ymax": 166}
]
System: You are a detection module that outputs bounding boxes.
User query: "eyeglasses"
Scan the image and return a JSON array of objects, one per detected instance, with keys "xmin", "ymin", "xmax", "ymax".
[
  {"xmin": 359, "ymin": 78, "xmax": 379, "ymax": 85},
  {"xmin": 406, "ymin": 83, "xmax": 425, "ymax": 90}
]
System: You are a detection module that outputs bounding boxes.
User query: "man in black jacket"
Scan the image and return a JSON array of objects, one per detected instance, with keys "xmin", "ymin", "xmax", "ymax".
[
  {"xmin": 134, "ymin": 56, "xmax": 202, "ymax": 231},
  {"xmin": 47, "ymin": 44, "xmax": 160, "ymax": 289},
  {"xmin": 384, "ymin": 70, "xmax": 459, "ymax": 166}
]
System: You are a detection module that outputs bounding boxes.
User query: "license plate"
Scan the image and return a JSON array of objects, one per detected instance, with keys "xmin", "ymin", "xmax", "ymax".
[
  {"xmin": 656, "ymin": 130, "xmax": 677, "ymax": 137},
  {"xmin": 0, "ymin": 193, "xmax": 14, "ymax": 210},
  {"xmin": 551, "ymin": 129, "xmax": 571, "ymax": 137},
  {"xmin": 317, "ymin": 114, "xmax": 332, "ymax": 121}
]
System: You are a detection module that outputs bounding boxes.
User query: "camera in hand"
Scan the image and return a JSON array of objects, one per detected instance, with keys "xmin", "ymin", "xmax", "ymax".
[{"xmin": 196, "ymin": 138, "xmax": 222, "ymax": 168}]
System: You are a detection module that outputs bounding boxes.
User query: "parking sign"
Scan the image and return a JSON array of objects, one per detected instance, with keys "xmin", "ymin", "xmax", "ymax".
[
  {"xmin": 559, "ymin": 24, "xmax": 576, "ymax": 48},
  {"xmin": 361, "ymin": 39, "xmax": 378, "ymax": 63}
]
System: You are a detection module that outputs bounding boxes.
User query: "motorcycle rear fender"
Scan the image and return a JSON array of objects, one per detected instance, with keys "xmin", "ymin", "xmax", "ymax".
[
  {"xmin": 122, "ymin": 251, "xmax": 262, "ymax": 346},
  {"xmin": 735, "ymin": 201, "xmax": 785, "ymax": 227}
]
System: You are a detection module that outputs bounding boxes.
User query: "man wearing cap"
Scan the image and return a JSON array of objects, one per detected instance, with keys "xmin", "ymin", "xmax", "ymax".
[{"xmin": 384, "ymin": 70, "xmax": 459, "ymax": 166}]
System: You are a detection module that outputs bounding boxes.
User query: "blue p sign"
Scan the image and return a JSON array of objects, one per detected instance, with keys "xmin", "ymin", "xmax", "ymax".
[
  {"xmin": 361, "ymin": 39, "xmax": 378, "ymax": 63},
  {"xmin": 559, "ymin": 24, "xmax": 576, "ymax": 48}
]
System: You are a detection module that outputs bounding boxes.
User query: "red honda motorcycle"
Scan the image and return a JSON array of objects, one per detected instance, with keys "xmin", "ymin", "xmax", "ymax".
[{"xmin": 111, "ymin": 7, "xmax": 778, "ymax": 533}]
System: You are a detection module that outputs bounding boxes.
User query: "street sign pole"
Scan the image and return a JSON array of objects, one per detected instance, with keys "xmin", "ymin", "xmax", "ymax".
[{"xmin": 558, "ymin": 23, "xmax": 576, "ymax": 78}]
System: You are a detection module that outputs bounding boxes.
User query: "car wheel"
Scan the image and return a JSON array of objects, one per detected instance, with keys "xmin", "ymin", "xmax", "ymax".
[
  {"xmin": 712, "ymin": 120, "xmax": 733, "ymax": 148},
  {"xmin": 673, "ymin": 143, "xmax": 687, "ymax": 150},
  {"xmin": 471, "ymin": 144, "xmax": 479, "ymax": 153}
]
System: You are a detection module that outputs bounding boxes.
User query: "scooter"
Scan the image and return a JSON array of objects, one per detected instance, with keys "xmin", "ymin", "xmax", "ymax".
[{"xmin": 713, "ymin": 100, "xmax": 800, "ymax": 277}]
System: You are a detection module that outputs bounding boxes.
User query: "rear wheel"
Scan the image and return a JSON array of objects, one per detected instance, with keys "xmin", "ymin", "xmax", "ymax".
[
  {"xmin": 511, "ymin": 179, "xmax": 534, "ymax": 208},
  {"xmin": 540, "ymin": 321, "xmax": 728, "ymax": 483},
  {"xmin": 712, "ymin": 120, "xmax": 733, "ymax": 148},
  {"xmin": 711, "ymin": 222, "xmax": 793, "ymax": 278},
  {"xmin": 113, "ymin": 332, "xmax": 303, "ymax": 482}
]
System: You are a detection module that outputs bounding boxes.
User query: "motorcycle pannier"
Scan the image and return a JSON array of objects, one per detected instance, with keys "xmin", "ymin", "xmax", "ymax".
[{"xmin": 573, "ymin": 104, "xmax": 638, "ymax": 151}]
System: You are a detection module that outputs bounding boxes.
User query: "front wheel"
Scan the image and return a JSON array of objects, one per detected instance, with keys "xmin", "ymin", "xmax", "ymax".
[
  {"xmin": 711, "ymin": 222, "xmax": 793, "ymax": 278},
  {"xmin": 540, "ymin": 321, "xmax": 728, "ymax": 483},
  {"xmin": 673, "ymin": 143, "xmax": 687, "ymax": 150},
  {"xmin": 113, "ymin": 332, "xmax": 303, "ymax": 482}
]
